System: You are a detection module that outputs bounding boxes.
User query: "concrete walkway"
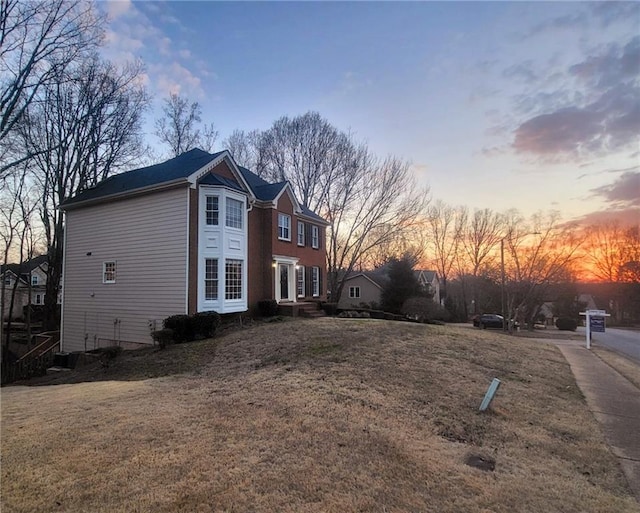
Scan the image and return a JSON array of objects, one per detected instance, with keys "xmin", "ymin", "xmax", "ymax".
[{"xmin": 550, "ymin": 338, "xmax": 640, "ymax": 502}]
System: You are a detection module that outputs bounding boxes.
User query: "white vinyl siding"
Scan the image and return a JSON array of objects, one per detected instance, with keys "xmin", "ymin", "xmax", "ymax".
[
  {"xmin": 278, "ymin": 213, "xmax": 291, "ymax": 241},
  {"xmin": 62, "ymin": 187, "xmax": 189, "ymax": 352}
]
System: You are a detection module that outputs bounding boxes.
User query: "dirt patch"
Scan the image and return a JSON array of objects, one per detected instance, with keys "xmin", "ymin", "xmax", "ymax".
[{"xmin": 2, "ymin": 319, "xmax": 637, "ymax": 513}]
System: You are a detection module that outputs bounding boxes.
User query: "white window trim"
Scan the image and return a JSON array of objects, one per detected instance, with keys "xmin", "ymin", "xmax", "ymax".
[
  {"xmin": 205, "ymin": 195, "xmax": 220, "ymax": 226},
  {"xmin": 312, "ymin": 266, "xmax": 320, "ymax": 297},
  {"xmin": 349, "ymin": 286, "xmax": 360, "ymax": 299},
  {"xmin": 31, "ymin": 275, "xmax": 38, "ymax": 286},
  {"xmin": 204, "ymin": 258, "xmax": 219, "ymax": 301},
  {"xmin": 225, "ymin": 197, "xmax": 244, "ymax": 230},
  {"xmin": 103, "ymin": 261, "xmax": 116, "ymax": 284},
  {"xmin": 297, "ymin": 221, "xmax": 305, "ymax": 246},
  {"xmin": 278, "ymin": 213, "xmax": 291, "ymax": 241},
  {"xmin": 311, "ymin": 225, "xmax": 319, "ymax": 249},
  {"xmin": 297, "ymin": 265, "xmax": 305, "ymax": 298}
]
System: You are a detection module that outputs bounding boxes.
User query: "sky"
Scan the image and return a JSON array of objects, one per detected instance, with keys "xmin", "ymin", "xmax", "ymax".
[{"xmin": 101, "ymin": 1, "xmax": 640, "ymax": 227}]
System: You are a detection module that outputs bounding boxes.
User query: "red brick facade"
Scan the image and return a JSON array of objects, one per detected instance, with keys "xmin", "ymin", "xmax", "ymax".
[{"xmin": 189, "ymin": 160, "xmax": 327, "ymax": 314}]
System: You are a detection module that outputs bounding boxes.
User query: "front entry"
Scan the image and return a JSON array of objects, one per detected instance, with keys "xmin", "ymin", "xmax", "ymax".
[
  {"xmin": 279, "ymin": 264, "xmax": 289, "ymax": 300},
  {"xmin": 273, "ymin": 256, "xmax": 298, "ymax": 303}
]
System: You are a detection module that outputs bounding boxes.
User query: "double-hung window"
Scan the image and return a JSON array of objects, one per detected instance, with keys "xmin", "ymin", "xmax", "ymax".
[
  {"xmin": 311, "ymin": 225, "xmax": 319, "ymax": 249},
  {"xmin": 278, "ymin": 213, "xmax": 291, "ymax": 241},
  {"xmin": 205, "ymin": 196, "xmax": 219, "ymax": 226},
  {"xmin": 31, "ymin": 275, "xmax": 38, "ymax": 286},
  {"xmin": 312, "ymin": 266, "xmax": 320, "ymax": 297},
  {"xmin": 205, "ymin": 259, "xmax": 218, "ymax": 300},
  {"xmin": 297, "ymin": 221, "xmax": 305, "ymax": 246},
  {"xmin": 225, "ymin": 259, "xmax": 243, "ymax": 300},
  {"xmin": 103, "ymin": 262, "xmax": 116, "ymax": 284},
  {"xmin": 297, "ymin": 265, "xmax": 305, "ymax": 297},
  {"xmin": 349, "ymin": 286, "xmax": 360, "ymax": 299},
  {"xmin": 226, "ymin": 198, "xmax": 243, "ymax": 229}
]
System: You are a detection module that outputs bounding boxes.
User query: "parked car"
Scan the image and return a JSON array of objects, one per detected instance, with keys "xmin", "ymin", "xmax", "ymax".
[{"xmin": 472, "ymin": 313, "xmax": 518, "ymax": 330}]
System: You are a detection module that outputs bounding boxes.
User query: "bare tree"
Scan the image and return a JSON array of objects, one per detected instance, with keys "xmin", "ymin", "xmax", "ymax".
[
  {"xmin": 235, "ymin": 112, "xmax": 428, "ymax": 301},
  {"xmin": 325, "ymin": 152, "xmax": 428, "ymax": 301},
  {"xmin": 223, "ymin": 129, "xmax": 268, "ymax": 177},
  {"xmin": 154, "ymin": 93, "xmax": 218, "ymax": 156},
  {"xmin": 0, "ymin": 0, "xmax": 103, "ymax": 178},
  {"xmin": 19, "ymin": 55, "xmax": 148, "ymax": 329},
  {"xmin": 0, "ymin": 171, "xmax": 41, "ymax": 356},
  {"xmin": 503, "ymin": 211, "xmax": 583, "ymax": 330},
  {"xmin": 584, "ymin": 222, "xmax": 640, "ymax": 283},
  {"xmin": 425, "ymin": 201, "xmax": 466, "ymax": 301}
]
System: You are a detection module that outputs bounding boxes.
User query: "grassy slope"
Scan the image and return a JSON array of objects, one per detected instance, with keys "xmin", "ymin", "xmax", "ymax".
[{"xmin": 2, "ymin": 319, "xmax": 638, "ymax": 513}]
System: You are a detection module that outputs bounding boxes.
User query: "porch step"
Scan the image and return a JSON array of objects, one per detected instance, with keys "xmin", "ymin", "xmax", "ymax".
[{"xmin": 277, "ymin": 302, "xmax": 326, "ymax": 318}]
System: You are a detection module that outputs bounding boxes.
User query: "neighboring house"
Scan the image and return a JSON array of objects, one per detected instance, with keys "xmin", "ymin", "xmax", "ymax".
[
  {"xmin": 60, "ymin": 149, "xmax": 328, "ymax": 352},
  {"xmin": 415, "ymin": 269, "xmax": 441, "ymax": 305},
  {"xmin": 1, "ymin": 255, "xmax": 49, "ymax": 320},
  {"xmin": 336, "ymin": 270, "xmax": 387, "ymax": 310},
  {"xmin": 336, "ymin": 267, "xmax": 440, "ymax": 310}
]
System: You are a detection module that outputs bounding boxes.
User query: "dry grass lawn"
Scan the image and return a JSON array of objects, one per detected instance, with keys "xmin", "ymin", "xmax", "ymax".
[{"xmin": 2, "ymin": 319, "xmax": 638, "ymax": 513}]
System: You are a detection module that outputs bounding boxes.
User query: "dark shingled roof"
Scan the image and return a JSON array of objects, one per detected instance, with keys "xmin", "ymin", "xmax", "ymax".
[
  {"xmin": 63, "ymin": 149, "xmax": 225, "ymax": 207},
  {"xmin": 1, "ymin": 255, "xmax": 48, "ymax": 281},
  {"xmin": 62, "ymin": 148, "xmax": 327, "ymax": 223}
]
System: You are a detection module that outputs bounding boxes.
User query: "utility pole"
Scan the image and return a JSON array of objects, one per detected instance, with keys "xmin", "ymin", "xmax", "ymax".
[{"xmin": 501, "ymin": 238, "xmax": 506, "ymax": 332}]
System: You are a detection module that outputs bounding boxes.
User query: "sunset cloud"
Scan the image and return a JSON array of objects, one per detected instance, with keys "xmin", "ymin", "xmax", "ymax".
[
  {"xmin": 591, "ymin": 170, "xmax": 640, "ymax": 207},
  {"xmin": 512, "ymin": 36, "xmax": 640, "ymax": 158}
]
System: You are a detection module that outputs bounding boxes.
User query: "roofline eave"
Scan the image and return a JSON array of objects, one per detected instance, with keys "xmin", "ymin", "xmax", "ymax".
[{"xmin": 61, "ymin": 179, "xmax": 190, "ymax": 211}]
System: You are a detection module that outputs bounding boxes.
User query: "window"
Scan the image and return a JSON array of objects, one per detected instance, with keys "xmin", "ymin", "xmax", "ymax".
[
  {"xmin": 278, "ymin": 213, "xmax": 291, "ymax": 241},
  {"xmin": 35, "ymin": 294, "xmax": 42, "ymax": 305},
  {"xmin": 205, "ymin": 259, "xmax": 218, "ymax": 300},
  {"xmin": 312, "ymin": 266, "xmax": 320, "ymax": 297},
  {"xmin": 349, "ymin": 286, "xmax": 360, "ymax": 299},
  {"xmin": 205, "ymin": 196, "xmax": 219, "ymax": 225},
  {"xmin": 226, "ymin": 197, "xmax": 243, "ymax": 229},
  {"xmin": 103, "ymin": 262, "xmax": 116, "ymax": 283},
  {"xmin": 225, "ymin": 259, "xmax": 243, "ymax": 300},
  {"xmin": 4, "ymin": 276, "xmax": 11, "ymax": 286},
  {"xmin": 311, "ymin": 225, "xmax": 319, "ymax": 249},
  {"xmin": 31, "ymin": 275, "xmax": 38, "ymax": 286},
  {"xmin": 297, "ymin": 265, "xmax": 305, "ymax": 297},
  {"xmin": 297, "ymin": 221, "xmax": 305, "ymax": 246}
]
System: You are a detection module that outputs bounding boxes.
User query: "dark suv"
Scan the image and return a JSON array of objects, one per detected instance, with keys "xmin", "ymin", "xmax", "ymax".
[{"xmin": 473, "ymin": 313, "xmax": 507, "ymax": 329}]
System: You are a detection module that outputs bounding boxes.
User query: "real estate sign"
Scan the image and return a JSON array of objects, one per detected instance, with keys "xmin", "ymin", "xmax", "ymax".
[{"xmin": 589, "ymin": 316, "xmax": 605, "ymax": 333}]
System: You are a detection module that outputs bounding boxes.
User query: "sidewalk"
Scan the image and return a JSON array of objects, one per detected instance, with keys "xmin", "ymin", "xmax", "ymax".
[{"xmin": 550, "ymin": 338, "xmax": 640, "ymax": 502}]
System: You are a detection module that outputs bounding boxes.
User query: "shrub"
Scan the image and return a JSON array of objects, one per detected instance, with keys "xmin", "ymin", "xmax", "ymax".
[
  {"xmin": 163, "ymin": 311, "xmax": 221, "ymax": 343},
  {"xmin": 556, "ymin": 317, "xmax": 578, "ymax": 331},
  {"xmin": 151, "ymin": 329, "xmax": 174, "ymax": 349},
  {"xmin": 370, "ymin": 310, "xmax": 385, "ymax": 319},
  {"xmin": 321, "ymin": 302, "xmax": 338, "ymax": 316},
  {"xmin": 258, "ymin": 299, "xmax": 279, "ymax": 317},
  {"xmin": 164, "ymin": 314, "xmax": 194, "ymax": 343},
  {"xmin": 192, "ymin": 311, "xmax": 221, "ymax": 339}
]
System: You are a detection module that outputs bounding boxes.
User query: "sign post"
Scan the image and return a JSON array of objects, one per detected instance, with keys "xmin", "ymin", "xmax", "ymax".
[{"xmin": 579, "ymin": 309, "xmax": 610, "ymax": 349}]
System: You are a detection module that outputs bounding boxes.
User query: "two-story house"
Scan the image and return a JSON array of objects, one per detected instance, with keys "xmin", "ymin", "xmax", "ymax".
[
  {"xmin": 60, "ymin": 149, "xmax": 328, "ymax": 352},
  {"xmin": 1, "ymin": 255, "xmax": 49, "ymax": 320}
]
